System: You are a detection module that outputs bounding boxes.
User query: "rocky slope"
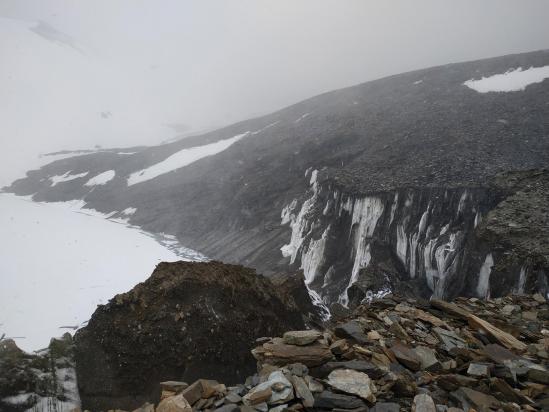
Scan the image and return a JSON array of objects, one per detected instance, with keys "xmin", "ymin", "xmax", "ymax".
[
  {"xmin": 73, "ymin": 261, "xmax": 312, "ymax": 411},
  {"xmin": 5, "ymin": 50, "xmax": 549, "ymax": 306},
  {"xmin": 94, "ymin": 293, "xmax": 549, "ymax": 412}
]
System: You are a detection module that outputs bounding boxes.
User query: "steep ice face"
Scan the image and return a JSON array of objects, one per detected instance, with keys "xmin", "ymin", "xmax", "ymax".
[
  {"xmin": 300, "ymin": 227, "xmax": 329, "ymax": 285},
  {"xmin": 127, "ymin": 132, "xmax": 250, "ymax": 186},
  {"xmin": 309, "ymin": 169, "xmax": 318, "ymax": 185},
  {"xmin": 307, "ymin": 288, "xmax": 331, "ymax": 321},
  {"xmin": 464, "ymin": 66, "xmax": 549, "ymax": 93},
  {"xmin": 281, "ymin": 172, "xmax": 320, "ymax": 263},
  {"xmin": 476, "ymin": 253, "xmax": 494, "ymax": 298},
  {"xmin": 396, "ymin": 224, "xmax": 408, "ymax": 266},
  {"xmin": 49, "ymin": 171, "xmax": 89, "ymax": 186},
  {"xmin": 516, "ymin": 266, "xmax": 527, "ymax": 294},
  {"xmin": 84, "ymin": 170, "xmax": 115, "ymax": 186},
  {"xmin": 340, "ymin": 244, "xmax": 371, "ymax": 306},
  {"xmin": 389, "ymin": 193, "xmax": 399, "ymax": 225},
  {"xmin": 391, "ymin": 190, "xmax": 474, "ymax": 297},
  {"xmin": 281, "ymin": 199, "xmax": 298, "ymax": 225},
  {"xmin": 339, "ymin": 196, "xmax": 384, "ymax": 305},
  {"xmin": 474, "ymin": 211, "xmax": 482, "ymax": 228}
]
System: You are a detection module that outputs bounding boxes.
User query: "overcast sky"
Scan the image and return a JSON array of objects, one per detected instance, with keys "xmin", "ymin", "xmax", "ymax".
[{"xmin": 1, "ymin": 0, "xmax": 549, "ymax": 185}]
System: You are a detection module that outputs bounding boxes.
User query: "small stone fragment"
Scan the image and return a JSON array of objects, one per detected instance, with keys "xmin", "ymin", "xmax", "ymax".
[
  {"xmin": 368, "ymin": 330, "xmax": 382, "ymax": 340},
  {"xmin": 467, "ymin": 363, "xmax": 491, "ymax": 377},
  {"xmin": 330, "ymin": 339, "xmax": 349, "ymax": 355}
]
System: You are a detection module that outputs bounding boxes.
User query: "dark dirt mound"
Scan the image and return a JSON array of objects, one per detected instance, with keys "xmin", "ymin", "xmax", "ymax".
[{"xmin": 74, "ymin": 261, "xmax": 309, "ymax": 411}]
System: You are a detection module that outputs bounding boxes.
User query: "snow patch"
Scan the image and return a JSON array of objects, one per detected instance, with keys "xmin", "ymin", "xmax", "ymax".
[
  {"xmin": 49, "ymin": 171, "xmax": 89, "ymax": 186},
  {"xmin": 121, "ymin": 207, "xmax": 137, "ymax": 215},
  {"xmin": 84, "ymin": 170, "xmax": 115, "ymax": 186},
  {"xmin": 294, "ymin": 113, "xmax": 311, "ymax": 123},
  {"xmin": 464, "ymin": 66, "xmax": 549, "ymax": 93},
  {"xmin": 127, "ymin": 132, "xmax": 249, "ymax": 185}
]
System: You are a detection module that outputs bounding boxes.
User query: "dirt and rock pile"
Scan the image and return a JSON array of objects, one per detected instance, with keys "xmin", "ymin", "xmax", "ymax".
[
  {"xmin": 118, "ymin": 293, "xmax": 548, "ymax": 412},
  {"xmin": 74, "ymin": 261, "xmax": 310, "ymax": 411}
]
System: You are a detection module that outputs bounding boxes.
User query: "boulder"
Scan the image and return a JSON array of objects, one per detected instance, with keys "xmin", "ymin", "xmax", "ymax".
[
  {"xmin": 282, "ymin": 330, "xmax": 322, "ymax": 346},
  {"xmin": 74, "ymin": 261, "xmax": 305, "ymax": 411},
  {"xmin": 327, "ymin": 369, "xmax": 376, "ymax": 403},
  {"xmin": 252, "ymin": 342, "xmax": 332, "ymax": 367}
]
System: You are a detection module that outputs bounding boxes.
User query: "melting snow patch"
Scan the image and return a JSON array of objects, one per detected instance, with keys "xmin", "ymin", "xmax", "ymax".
[
  {"xmin": 464, "ymin": 66, "xmax": 549, "ymax": 93},
  {"xmin": 127, "ymin": 132, "xmax": 249, "ymax": 186},
  {"xmin": 49, "ymin": 171, "xmax": 89, "ymax": 186},
  {"xmin": 121, "ymin": 207, "xmax": 137, "ymax": 215},
  {"xmin": 84, "ymin": 170, "xmax": 115, "ymax": 186},
  {"xmin": 294, "ymin": 113, "xmax": 311, "ymax": 123}
]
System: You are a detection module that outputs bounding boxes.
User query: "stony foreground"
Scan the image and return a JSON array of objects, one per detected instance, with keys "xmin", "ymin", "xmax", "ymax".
[{"xmin": 82, "ymin": 293, "xmax": 549, "ymax": 412}]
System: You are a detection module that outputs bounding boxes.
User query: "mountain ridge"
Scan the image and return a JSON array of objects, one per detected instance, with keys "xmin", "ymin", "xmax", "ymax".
[{"xmin": 6, "ymin": 49, "xmax": 549, "ymax": 306}]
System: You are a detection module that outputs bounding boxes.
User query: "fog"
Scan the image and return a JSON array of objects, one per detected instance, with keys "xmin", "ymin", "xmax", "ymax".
[{"xmin": 1, "ymin": 0, "xmax": 549, "ymax": 186}]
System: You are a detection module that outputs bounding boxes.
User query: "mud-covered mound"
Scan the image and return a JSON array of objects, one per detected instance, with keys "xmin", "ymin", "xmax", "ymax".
[{"xmin": 74, "ymin": 260, "xmax": 308, "ymax": 411}]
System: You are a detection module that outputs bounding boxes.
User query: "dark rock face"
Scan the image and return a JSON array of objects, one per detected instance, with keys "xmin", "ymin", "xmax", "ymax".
[
  {"xmin": 73, "ymin": 261, "xmax": 307, "ymax": 411},
  {"xmin": 132, "ymin": 293, "xmax": 549, "ymax": 412},
  {"xmin": 6, "ymin": 50, "xmax": 549, "ymax": 304}
]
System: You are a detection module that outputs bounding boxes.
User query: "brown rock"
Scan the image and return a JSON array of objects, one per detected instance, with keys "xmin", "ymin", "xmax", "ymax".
[
  {"xmin": 450, "ymin": 387, "xmax": 500, "ymax": 411},
  {"xmin": 390, "ymin": 342, "xmax": 421, "ymax": 371},
  {"xmin": 132, "ymin": 403, "xmax": 154, "ymax": 412},
  {"xmin": 156, "ymin": 394, "xmax": 192, "ymax": 412},
  {"xmin": 252, "ymin": 342, "xmax": 333, "ymax": 367},
  {"xmin": 330, "ymin": 339, "xmax": 349, "ymax": 355},
  {"xmin": 290, "ymin": 375, "xmax": 315, "ymax": 408},
  {"xmin": 160, "ymin": 381, "xmax": 188, "ymax": 394},
  {"xmin": 467, "ymin": 315, "xmax": 527, "ymax": 352},
  {"xmin": 242, "ymin": 387, "xmax": 272, "ymax": 406}
]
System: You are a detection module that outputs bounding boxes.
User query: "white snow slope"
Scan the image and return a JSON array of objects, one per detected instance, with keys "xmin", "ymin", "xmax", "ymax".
[
  {"xmin": 127, "ymin": 132, "xmax": 250, "ymax": 186},
  {"xmin": 0, "ymin": 193, "xmax": 190, "ymax": 352},
  {"xmin": 464, "ymin": 65, "xmax": 549, "ymax": 92}
]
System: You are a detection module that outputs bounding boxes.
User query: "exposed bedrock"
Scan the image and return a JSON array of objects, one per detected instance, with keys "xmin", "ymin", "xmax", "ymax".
[
  {"xmin": 280, "ymin": 169, "xmax": 549, "ymax": 307},
  {"xmin": 73, "ymin": 261, "xmax": 310, "ymax": 411}
]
